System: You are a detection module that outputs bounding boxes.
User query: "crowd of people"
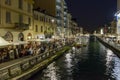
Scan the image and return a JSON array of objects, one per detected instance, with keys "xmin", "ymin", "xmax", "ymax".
[{"xmin": 0, "ymin": 38, "xmax": 75, "ymax": 63}]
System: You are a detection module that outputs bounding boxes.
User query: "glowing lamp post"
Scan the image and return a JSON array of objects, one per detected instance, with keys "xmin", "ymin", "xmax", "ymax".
[{"xmin": 51, "ymin": 19, "xmax": 55, "ymax": 38}]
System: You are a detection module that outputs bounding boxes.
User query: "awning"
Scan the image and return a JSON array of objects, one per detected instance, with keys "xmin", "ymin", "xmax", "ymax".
[
  {"xmin": 11, "ymin": 41, "xmax": 28, "ymax": 45},
  {"xmin": 0, "ymin": 37, "xmax": 11, "ymax": 47},
  {"xmin": 27, "ymin": 38, "xmax": 40, "ymax": 42},
  {"xmin": 27, "ymin": 38, "xmax": 52, "ymax": 42}
]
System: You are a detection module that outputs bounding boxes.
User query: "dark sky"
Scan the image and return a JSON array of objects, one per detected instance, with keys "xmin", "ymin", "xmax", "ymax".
[{"xmin": 65, "ymin": 0, "xmax": 117, "ymax": 32}]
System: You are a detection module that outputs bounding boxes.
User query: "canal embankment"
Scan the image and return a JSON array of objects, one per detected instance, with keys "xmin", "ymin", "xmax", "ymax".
[
  {"xmin": 28, "ymin": 36, "xmax": 120, "ymax": 80},
  {"xmin": 97, "ymin": 36, "xmax": 120, "ymax": 58},
  {"xmin": 12, "ymin": 46, "xmax": 70, "ymax": 80},
  {"xmin": 0, "ymin": 43, "xmax": 74, "ymax": 80}
]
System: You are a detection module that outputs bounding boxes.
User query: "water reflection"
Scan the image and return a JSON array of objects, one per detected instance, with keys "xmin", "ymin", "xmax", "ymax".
[
  {"xmin": 65, "ymin": 53, "xmax": 73, "ymax": 69},
  {"xmin": 29, "ymin": 37, "xmax": 120, "ymax": 80},
  {"xmin": 64, "ymin": 52, "xmax": 74, "ymax": 80},
  {"xmin": 41, "ymin": 62, "xmax": 60, "ymax": 80},
  {"xmin": 105, "ymin": 49, "xmax": 120, "ymax": 80}
]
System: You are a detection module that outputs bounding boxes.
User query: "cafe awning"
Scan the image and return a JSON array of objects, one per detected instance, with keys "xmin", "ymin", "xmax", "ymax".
[
  {"xmin": 0, "ymin": 37, "xmax": 11, "ymax": 47},
  {"xmin": 11, "ymin": 40, "xmax": 28, "ymax": 45}
]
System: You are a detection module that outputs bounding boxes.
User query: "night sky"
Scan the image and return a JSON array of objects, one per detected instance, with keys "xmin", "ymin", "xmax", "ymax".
[{"xmin": 65, "ymin": 0, "xmax": 117, "ymax": 33}]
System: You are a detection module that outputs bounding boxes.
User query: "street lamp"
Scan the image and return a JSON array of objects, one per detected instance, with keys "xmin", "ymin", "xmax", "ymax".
[
  {"xmin": 51, "ymin": 19, "xmax": 55, "ymax": 23},
  {"xmin": 51, "ymin": 19, "xmax": 55, "ymax": 38}
]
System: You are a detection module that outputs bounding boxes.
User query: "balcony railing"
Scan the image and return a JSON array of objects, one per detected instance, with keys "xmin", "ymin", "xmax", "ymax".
[{"xmin": 15, "ymin": 23, "xmax": 29, "ymax": 30}]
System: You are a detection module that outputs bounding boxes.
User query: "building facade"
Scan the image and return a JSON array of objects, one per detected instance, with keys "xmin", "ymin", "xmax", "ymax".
[
  {"xmin": 116, "ymin": 0, "xmax": 120, "ymax": 39},
  {"xmin": 34, "ymin": 0, "xmax": 69, "ymax": 38},
  {"xmin": 117, "ymin": 0, "xmax": 120, "ymax": 11},
  {"xmin": 56, "ymin": 0, "xmax": 64, "ymax": 37},
  {"xmin": 0, "ymin": 0, "xmax": 80, "ymax": 41},
  {"xmin": 110, "ymin": 19, "xmax": 116, "ymax": 35},
  {"xmin": 33, "ymin": 9, "xmax": 57, "ymax": 39},
  {"xmin": 65, "ymin": 13, "xmax": 72, "ymax": 38},
  {"xmin": 70, "ymin": 19, "xmax": 79, "ymax": 37},
  {"xmin": 0, "ymin": 0, "xmax": 34, "ymax": 41}
]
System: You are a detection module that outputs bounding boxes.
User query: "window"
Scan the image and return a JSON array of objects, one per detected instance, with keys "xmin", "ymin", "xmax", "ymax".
[
  {"xmin": 34, "ymin": 14, "xmax": 38, "ymax": 20},
  {"xmin": 5, "ymin": 0, "xmax": 11, "ymax": 5},
  {"xmin": 39, "ymin": 16, "xmax": 42, "ymax": 21},
  {"xmin": 41, "ymin": 26, "xmax": 43, "ymax": 32},
  {"xmin": 34, "ymin": 14, "xmax": 36, "ymax": 20},
  {"xmin": 6, "ymin": 11, "xmax": 11, "ymax": 23},
  {"xmin": 43, "ymin": 17, "xmax": 45, "ymax": 22},
  {"xmin": 19, "ymin": 15, "xmax": 23, "ymax": 23},
  {"xmin": 45, "ymin": 18, "xmax": 47, "ymax": 22},
  {"xmin": 4, "ymin": 31, "xmax": 13, "ymax": 41},
  {"xmin": 46, "ymin": 26, "xmax": 48, "ymax": 31},
  {"xmin": 19, "ymin": 0, "xmax": 23, "ymax": 9},
  {"xmin": 49, "ymin": 19, "xmax": 51, "ymax": 23},
  {"xmin": 35, "ymin": 25, "xmax": 38, "ymax": 32},
  {"xmin": 27, "ymin": 3, "xmax": 31, "ymax": 13},
  {"xmin": 28, "ymin": 17, "xmax": 31, "ymax": 25},
  {"xmin": 42, "ymin": 17, "xmax": 44, "ymax": 22},
  {"xmin": 36, "ymin": 15, "xmax": 38, "ymax": 20}
]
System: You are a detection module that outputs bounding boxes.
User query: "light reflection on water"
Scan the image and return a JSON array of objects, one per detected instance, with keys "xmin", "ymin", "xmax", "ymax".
[
  {"xmin": 41, "ymin": 62, "xmax": 60, "ymax": 80},
  {"xmin": 41, "ymin": 52, "xmax": 75, "ymax": 80},
  {"xmin": 65, "ymin": 53, "xmax": 73, "ymax": 69},
  {"xmin": 105, "ymin": 49, "xmax": 120, "ymax": 80},
  {"xmin": 29, "ymin": 38, "xmax": 120, "ymax": 80}
]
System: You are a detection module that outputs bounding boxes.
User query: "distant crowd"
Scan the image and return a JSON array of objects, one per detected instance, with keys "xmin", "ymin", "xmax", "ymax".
[{"xmin": 0, "ymin": 38, "xmax": 75, "ymax": 63}]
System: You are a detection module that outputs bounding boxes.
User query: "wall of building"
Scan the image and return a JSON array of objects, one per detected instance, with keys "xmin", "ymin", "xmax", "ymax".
[
  {"xmin": 0, "ymin": 0, "xmax": 34, "ymax": 41},
  {"xmin": 0, "ymin": 0, "xmax": 33, "ymax": 28},
  {"xmin": 33, "ymin": 10, "xmax": 57, "ymax": 39},
  {"xmin": 117, "ymin": 0, "xmax": 120, "ymax": 11},
  {"xmin": 117, "ymin": 0, "xmax": 120, "ymax": 37}
]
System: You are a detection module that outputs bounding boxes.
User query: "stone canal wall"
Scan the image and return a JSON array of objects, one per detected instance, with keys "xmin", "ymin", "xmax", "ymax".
[
  {"xmin": 0, "ymin": 45, "xmax": 72, "ymax": 80},
  {"xmin": 97, "ymin": 37, "xmax": 120, "ymax": 58}
]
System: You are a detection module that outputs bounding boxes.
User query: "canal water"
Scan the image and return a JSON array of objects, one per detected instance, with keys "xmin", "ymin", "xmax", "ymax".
[{"xmin": 29, "ymin": 37, "xmax": 120, "ymax": 80}]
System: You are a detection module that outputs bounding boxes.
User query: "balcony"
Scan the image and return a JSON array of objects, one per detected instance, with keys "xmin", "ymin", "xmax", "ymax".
[{"xmin": 14, "ymin": 23, "xmax": 29, "ymax": 30}]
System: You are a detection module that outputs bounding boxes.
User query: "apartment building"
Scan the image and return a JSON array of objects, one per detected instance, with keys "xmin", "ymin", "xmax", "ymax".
[
  {"xmin": 34, "ymin": 0, "xmax": 68, "ymax": 38},
  {"xmin": 0, "ymin": 0, "xmax": 34, "ymax": 41},
  {"xmin": 33, "ymin": 9, "xmax": 57, "ymax": 39},
  {"xmin": 116, "ymin": 0, "xmax": 120, "ymax": 39}
]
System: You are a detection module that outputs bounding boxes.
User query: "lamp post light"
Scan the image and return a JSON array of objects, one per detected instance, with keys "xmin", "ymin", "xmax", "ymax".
[
  {"xmin": 51, "ymin": 19, "xmax": 55, "ymax": 23},
  {"xmin": 51, "ymin": 19, "xmax": 55, "ymax": 38}
]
